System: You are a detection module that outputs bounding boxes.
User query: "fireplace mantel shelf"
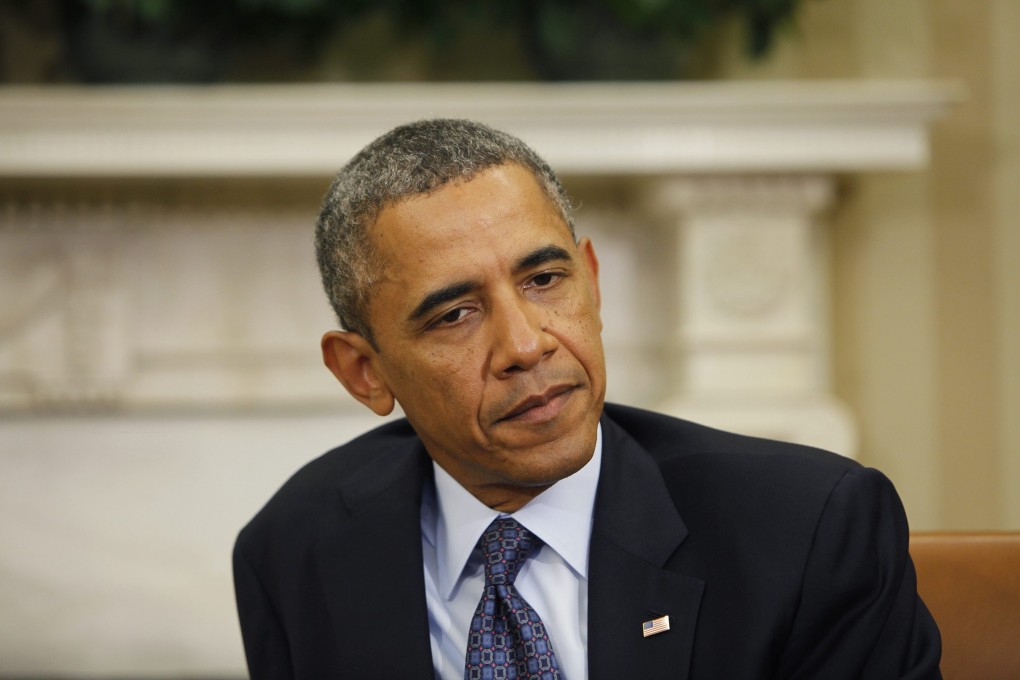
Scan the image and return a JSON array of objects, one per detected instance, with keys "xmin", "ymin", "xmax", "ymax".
[{"xmin": 0, "ymin": 81, "xmax": 958, "ymax": 177}]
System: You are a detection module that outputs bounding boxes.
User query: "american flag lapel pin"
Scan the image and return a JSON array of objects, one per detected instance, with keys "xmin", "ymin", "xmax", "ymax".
[{"xmin": 641, "ymin": 615, "xmax": 670, "ymax": 638}]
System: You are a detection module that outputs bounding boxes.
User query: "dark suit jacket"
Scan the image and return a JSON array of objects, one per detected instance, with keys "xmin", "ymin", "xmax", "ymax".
[{"xmin": 234, "ymin": 403, "xmax": 942, "ymax": 679}]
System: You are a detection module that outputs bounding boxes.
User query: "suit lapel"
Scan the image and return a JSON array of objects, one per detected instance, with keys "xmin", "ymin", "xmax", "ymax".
[
  {"xmin": 314, "ymin": 443, "xmax": 436, "ymax": 679},
  {"xmin": 587, "ymin": 416, "xmax": 705, "ymax": 680}
]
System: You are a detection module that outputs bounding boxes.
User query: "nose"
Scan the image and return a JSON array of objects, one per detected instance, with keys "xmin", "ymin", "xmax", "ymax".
[{"xmin": 490, "ymin": 296, "xmax": 558, "ymax": 377}]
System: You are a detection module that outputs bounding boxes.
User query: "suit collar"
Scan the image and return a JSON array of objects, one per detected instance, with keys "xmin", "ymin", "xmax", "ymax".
[
  {"xmin": 315, "ymin": 439, "xmax": 437, "ymax": 679},
  {"xmin": 593, "ymin": 414, "xmax": 689, "ymax": 563},
  {"xmin": 587, "ymin": 412, "xmax": 705, "ymax": 680}
]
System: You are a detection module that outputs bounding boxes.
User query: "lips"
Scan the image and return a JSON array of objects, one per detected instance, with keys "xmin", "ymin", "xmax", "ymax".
[{"xmin": 498, "ymin": 384, "xmax": 577, "ymax": 424}]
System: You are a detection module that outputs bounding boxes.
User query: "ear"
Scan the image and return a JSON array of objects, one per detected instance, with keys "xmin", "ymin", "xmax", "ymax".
[
  {"xmin": 577, "ymin": 237, "xmax": 602, "ymax": 311},
  {"xmin": 321, "ymin": 330, "xmax": 395, "ymax": 416}
]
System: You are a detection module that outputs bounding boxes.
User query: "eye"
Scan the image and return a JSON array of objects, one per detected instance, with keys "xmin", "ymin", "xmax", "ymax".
[
  {"xmin": 528, "ymin": 271, "xmax": 561, "ymax": 288},
  {"xmin": 433, "ymin": 306, "xmax": 470, "ymax": 327}
]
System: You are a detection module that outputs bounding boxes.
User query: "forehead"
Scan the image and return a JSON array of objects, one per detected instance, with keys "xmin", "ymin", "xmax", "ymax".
[{"xmin": 368, "ymin": 163, "xmax": 573, "ymax": 280}]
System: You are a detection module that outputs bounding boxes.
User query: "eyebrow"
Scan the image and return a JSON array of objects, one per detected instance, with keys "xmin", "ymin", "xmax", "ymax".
[
  {"xmin": 408, "ymin": 280, "xmax": 478, "ymax": 322},
  {"xmin": 407, "ymin": 244, "xmax": 574, "ymax": 323},
  {"xmin": 514, "ymin": 244, "xmax": 572, "ymax": 273}
]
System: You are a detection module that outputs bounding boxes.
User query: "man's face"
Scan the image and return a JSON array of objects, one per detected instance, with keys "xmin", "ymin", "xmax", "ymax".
[{"xmin": 358, "ymin": 163, "xmax": 605, "ymax": 510}]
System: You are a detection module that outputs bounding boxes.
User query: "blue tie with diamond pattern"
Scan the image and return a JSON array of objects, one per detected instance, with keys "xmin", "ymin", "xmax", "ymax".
[{"xmin": 464, "ymin": 517, "xmax": 561, "ymax": 680}]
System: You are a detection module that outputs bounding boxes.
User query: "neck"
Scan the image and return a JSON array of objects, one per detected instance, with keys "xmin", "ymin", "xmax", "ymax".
[{"xmin": 472, "ymin": 483, "xmax": 552, "ymax": 513}]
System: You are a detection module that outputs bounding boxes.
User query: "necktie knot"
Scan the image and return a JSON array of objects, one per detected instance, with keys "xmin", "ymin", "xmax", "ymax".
[{"xmin": 480, "ymin": 516, "xmax": 542, "ymax": 587}]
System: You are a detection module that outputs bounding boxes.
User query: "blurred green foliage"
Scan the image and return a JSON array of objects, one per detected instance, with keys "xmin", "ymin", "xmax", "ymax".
[{"xmin": 21, "ymin": 0, "xmax": 813, "ymax": 82}]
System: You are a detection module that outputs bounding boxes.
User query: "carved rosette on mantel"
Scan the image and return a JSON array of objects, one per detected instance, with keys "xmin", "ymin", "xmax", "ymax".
[{"xmin": 0, "ymin": 82, "xmax": 957, "ymax": 454}]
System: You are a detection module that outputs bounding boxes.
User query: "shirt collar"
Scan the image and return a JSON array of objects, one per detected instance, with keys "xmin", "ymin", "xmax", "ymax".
[{"xmin": 423, "ymin": 424, "xmax": 603, "ymax": 600}]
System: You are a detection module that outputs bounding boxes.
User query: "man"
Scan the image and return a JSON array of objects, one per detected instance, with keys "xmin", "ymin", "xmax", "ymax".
[{"xmin": 234, "ymin": 119, "xmax": 941, "ymax": 679}]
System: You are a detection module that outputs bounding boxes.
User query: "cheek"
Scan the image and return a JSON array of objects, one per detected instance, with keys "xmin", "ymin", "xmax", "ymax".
[
  {"xmin": 563, "ymin": 296, "xmax": 603, "ymax": 341},
  {"xmin": 563, "ymin": 302, "xmax": 606, "ymax": 379},
  {"xmin": 391, "ymin": 350, "xmax": 485, "ymax": 411}
]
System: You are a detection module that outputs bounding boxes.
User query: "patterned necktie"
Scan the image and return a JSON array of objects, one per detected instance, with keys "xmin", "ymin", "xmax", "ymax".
[{"xmin": 464, "ymin": 517, "xmax": 561, "ymax": 680}]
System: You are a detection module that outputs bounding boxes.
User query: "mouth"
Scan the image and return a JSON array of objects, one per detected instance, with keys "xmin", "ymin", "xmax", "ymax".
[{"xmin": 498, "ymin": 384, "xmax": 578, "ymax": 424}]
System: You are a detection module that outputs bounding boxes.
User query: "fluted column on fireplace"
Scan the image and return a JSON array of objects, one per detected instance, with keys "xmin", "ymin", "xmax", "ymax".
[{"xmin": 650, "ymin": 175, "xmax": 855, "ymax": 455}]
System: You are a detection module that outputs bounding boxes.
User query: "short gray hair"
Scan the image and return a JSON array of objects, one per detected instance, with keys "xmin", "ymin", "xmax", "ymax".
[{"xmin": 315, "ymin": 118, "xmax": 575, "ymax": 347}]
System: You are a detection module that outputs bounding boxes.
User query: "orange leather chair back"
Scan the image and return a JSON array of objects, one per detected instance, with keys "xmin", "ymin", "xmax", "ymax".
[{"xmin": 910, "ymin": 533, "xmax": 1020, "ymax": 680}]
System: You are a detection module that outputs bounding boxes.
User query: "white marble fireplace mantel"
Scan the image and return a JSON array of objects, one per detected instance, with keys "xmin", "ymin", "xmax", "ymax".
[
  {"xmin": 0, "ymin": 82, "xmax": 957, "ymax": 455},
  {"xmin": 1, "ymin": 81, "xmax": 954, "ymax": 176}
]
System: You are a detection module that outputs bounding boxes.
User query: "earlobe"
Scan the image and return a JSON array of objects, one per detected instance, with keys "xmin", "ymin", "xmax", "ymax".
[{"xmin": 321, "ymin": 331, "xmax": 395, "ymax": 416}]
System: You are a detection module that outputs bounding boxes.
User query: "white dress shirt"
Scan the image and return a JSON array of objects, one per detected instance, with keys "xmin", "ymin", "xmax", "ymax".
[{"xmin": 421, "ymin": 425, "xmax": 603, "ymax": 680}]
